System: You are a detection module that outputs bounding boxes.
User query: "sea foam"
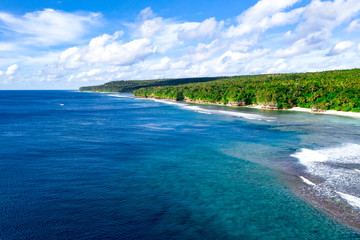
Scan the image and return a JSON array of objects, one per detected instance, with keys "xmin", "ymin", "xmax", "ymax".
[
  {"xmin": 290, "ymin": 149, "xmax": 328, "ymax": 165},
  {"xmin": 108, "ymin": 94, "xmax": 133, "ymax": 98},
  {"xmin": 336, "ymin": 191, "xmax": 360, "ymax": 209},
  {"xmin": 292, "ymin": 143, "xmax": 360, "ymax": 169},
  {"xmin": 291, "ymin": 143, "xmax": 360, "ymax": 210},
  {"xmin": 299, "ymin": 176, "xmax": 316, "ymax": 186},
  {"xmin": 152, "ymin": 99, "xmax": 275, "ymax": 121}
]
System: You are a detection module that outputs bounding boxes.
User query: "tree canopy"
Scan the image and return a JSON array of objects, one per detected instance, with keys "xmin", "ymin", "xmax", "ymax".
[
  {"xmin": 133, "ymin": 69, "xmax": 360, "ymax": 112},
  {"xmin": 79, "ymin": 77, "xmax": 228, "ymax": 93}
]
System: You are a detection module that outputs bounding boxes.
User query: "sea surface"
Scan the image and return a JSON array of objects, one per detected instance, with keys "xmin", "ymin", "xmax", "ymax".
[{"xmin": 1, "ymin": 90, "xmax": 360, "ymax": 239}]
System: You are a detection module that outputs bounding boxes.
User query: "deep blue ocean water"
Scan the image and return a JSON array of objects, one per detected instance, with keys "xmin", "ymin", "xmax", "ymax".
[{"xmin": 1, "ymin": 91, "xmax": 360, "ymax": 239}]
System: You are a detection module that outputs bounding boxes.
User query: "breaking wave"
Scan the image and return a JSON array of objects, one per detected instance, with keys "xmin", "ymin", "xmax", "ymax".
[
  {"xmin": 335, "ymin": 191, "xmax": 360, "ymax": 209},
  {"xmin": 152, "ymin": 99, "xmax": 275, "ymax": 121},
  {"xmin": 107, "ymin": 94, "xmax": 133, "ymax": 98},
  {"xmin": 299, "ymin": 176, "xmax": 316, "ymax": 186},
  {"xmin": 291, "ymin": 143, "xmax": 360, "ymax": 210}
]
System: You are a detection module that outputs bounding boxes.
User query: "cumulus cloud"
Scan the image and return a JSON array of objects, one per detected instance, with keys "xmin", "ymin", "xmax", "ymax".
[
  {"xmin": 57, "ymin": 9, "xmax": 222, "ymax": 71},
  {"xmin": 178, "ymin": 17, "xmax": 219, "ymax": 40},
  {"xmin": 0, "ymin": 9, "xmax": 101, "ymax": 46},
  {"xmin": 227, "ymin": 0, "xmax": 303, "ymax": 37},
  {"xmin": 327, "ymin": 41, "xmax": 354, "ymax": 56},
  {"xmin": 6, "ymin": 64, "xmax": 18, "ymax": 76},
  {"xmin": 289, "ymin": 0, "xmax": 360, "ymax": 39},
  {"xmin": 58, "ymin": 31, "xmax": 156, "ymax": 68},
  {"xmin": 70, "ymin": 69, "xmax": 103, "ymax": 82},
  {"xmin": 131, "ymin": 8, "xmax": 223, "ymax": 54},
  {"xmin": 275, "ymin": 31, "xmax": 329, "ymax": 57},
  {"xmin": 66, "ymin": 65, "xmax": 133, "ymax": 83},
  {"xmin": 58, "ymin": 47, "xmax": 83, "ymax": 69},
  {"xmin": 149, "ymin": 57, "xmax": 171, "ymax": 71},
  {"xmin": 139, "ymin": 17, "xmax": 163, "ymax": 38},
  {"xmin": 43, "ymin": 3, "xmax": 360, "ymax": 86},
  {"xmin": 83, "ymin": 34, "xmax": 154, "ymax": 65},
  {"xmin": 0, "ymin": 64, "xmax": 19, "ymax": 83},
  {"xmin": 346, "ymin": 19, "xmax": 360, "ymax": 31},
  {"xmin": 266, "ymin": 59, "xmax": 288, "ymax": 73},
  {"xmin": 278, "ymin": 0, "xmax": 360, "ymax": 57},
  {"xmin": 3, "ymin": 1, "xmax": 360, "ymax": 89}
]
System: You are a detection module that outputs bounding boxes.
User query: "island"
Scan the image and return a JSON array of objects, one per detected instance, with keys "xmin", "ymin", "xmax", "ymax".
[{"xmin": 80, "ymin": 68, "xmax": 360, "ymax": 113}]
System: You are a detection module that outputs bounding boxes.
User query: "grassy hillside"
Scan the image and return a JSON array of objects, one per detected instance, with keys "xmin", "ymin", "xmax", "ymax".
[
  {"xmin": 79, "ymin": 77, "xmax": 228, "ymax": 93},
  {"xmin": 134, "ymin": 69, "xmax": 360, "ymax": 112}
]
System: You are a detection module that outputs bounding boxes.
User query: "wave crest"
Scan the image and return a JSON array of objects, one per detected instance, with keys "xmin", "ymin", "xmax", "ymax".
[
  {"xmin": 152, "ymin": 99, "xmax": 275, "ymax": 121},
  {"xmin": 291, "ymin": 143, "xmax": 360, "ymax": 209}
]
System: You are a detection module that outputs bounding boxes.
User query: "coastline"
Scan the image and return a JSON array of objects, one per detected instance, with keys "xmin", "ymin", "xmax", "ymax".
[
  {"xmin": 136, "ymin": 95, "xmax": 360, "ymax": 118},
  {"xmin": 287, "ymin": 107, "xmax": 360, "ymax": 118},
  {"xmin": 93, "ymin": 92, "xmax": 360, "ymax": 234}
]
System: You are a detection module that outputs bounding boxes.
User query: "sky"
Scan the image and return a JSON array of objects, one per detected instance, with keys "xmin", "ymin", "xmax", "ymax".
[{"xmin": 0, "ymin": 0, "xmax": 360, "ymax": 90}]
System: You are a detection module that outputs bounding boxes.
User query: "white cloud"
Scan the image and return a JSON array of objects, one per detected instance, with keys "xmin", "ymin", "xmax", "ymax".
[
  {"xmin": 66, "ymin": 65, "xmax": 134, "ymax": 83},
  {"xmin": 0, "ymin": 9, "xmax": 101, "ymax": 46},
  {"xmin": 132, "ymin": 8, "xmax": 223, "ymax": 55},
  {"xmin": 181, "ymin": 40, "xmax": 223, "ymax": 62},
  {"xmin": 6, "ymin": 64, "xmax": 18, "ymax": 75},
  {"xmin": 2, "ymin": 1, "xmax": 360, "ymax": 89},
  {"xmin": 0, "ymin": 63, "xmax": 18, "ymax": 83},
  {"xmin": 327, "ymin": 41, "xmax": 354, "ymax": 56},
  {"xmin": 139, "ymin": 17, "xmax": 163, "ymax": 38},
  {"xmin": 227, "ymin": 0, "xmax": 303, "ymax": 37},
  {"xmin": 275, "ymin": 31, "xmax": 329, "ymax": 57},
  {"xmin": 44, "ymin": 4, "xmax": 360, "ymax": 86},
  {"xmin": 73, "ymin": 69, "xmax": 102, "ymax": 82},
  {"xmin": 86, "ymin": 69, "xmax": 101, "ymax": 77},
  {"xmin": 58, "ymin": 31, "xmax": 155, "ymax": 68},
  {"xmin": 137, "ymin": 7, "xmax": 220, "ymax": 40},
  {"xmin": 83, "ymin": 34, "xmax": 154, "ymax": 65},
  {"xmin": 57, "ymin": 10, "xmax": 221, "ymax": 71},
  {"xmin": 178, "ymin": 17, "xmax": 219, "ymax": 40},
  {"xmin": 58, "ymin": 47, "xmax": 83, "ymax": 69},
  {"xmin": 346, "ymin": 19, "xmax": 360, "ymax": 31},
  {"xmin": 137, "ymin": 7, "xmax": 157, "ymax": 21},
  {"xmin": 266, "ymin": 59, "xmax": 288, "ymax": 73},
  {"xmin": 0, "ymin": 42, "xmax": 18, "ymax": 51},
  {"xmin": 292, "ymin": 0, "xmax": 360, "ymax": 39},
  {"xmin": 220, "ymin": 50, "xmax": 250, "ymax": 63},
  {"xmin": 278, "ymin": 0, "xmax": 360, "ymax": 56},
  {"xmin": 149, "ymin": 57, "xmax": 171, "ymax": 71}
]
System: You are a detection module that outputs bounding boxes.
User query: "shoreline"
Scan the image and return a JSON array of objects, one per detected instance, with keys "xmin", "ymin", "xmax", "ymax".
[
  {"xmin": 136, "ymin": 96, "xmax": 360, "ymax": 118},
  {"xmin": 97, "ymin": 92, "xmax": 360, "ymax": 233},
  {"xmin": 287, "ymin": 107, "xmax": 360, "ymax": 118}
]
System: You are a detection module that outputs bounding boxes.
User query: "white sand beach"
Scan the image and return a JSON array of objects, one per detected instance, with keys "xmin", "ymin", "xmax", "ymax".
[{"xmin": 288, "ymin": 107, "xmax": 360, "ymax": 118}]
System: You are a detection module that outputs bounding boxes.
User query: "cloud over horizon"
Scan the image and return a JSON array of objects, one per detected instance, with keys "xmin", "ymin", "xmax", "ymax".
[{"xmin": 1, "ymin": 0, "xmax": 360, "ymax": 89}]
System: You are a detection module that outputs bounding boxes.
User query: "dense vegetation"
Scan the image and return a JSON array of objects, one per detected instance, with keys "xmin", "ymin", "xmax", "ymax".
[
  {"xmin": 79, "ymin": 77, "xmax": 228, "ymax": 93},
  {"xmin": 134, "ymin": 69, "xmax": 360, "ymax": 112}
]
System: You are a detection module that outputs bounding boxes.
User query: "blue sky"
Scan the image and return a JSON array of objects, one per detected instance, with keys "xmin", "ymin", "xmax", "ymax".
[{"xmin": 0, "ymin": 0, "xmax": 360, "ymax": 89}]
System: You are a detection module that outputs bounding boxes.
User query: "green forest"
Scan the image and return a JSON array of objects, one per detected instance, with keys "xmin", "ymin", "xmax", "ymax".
[
  {"xmin": 133, "ymin": 69, "xmax": 360, "ymax": 112},
  {"xmin": 79, "ymin": 77, "xmax": 228, "ymax": 92}
]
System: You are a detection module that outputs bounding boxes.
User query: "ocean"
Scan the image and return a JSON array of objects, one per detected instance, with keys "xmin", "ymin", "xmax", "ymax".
[{"xmin": 1, "ymin": 90, "xmax": 360, "ymax": 239}]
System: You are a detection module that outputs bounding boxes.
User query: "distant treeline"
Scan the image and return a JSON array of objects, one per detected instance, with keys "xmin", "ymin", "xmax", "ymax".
[
  {"xmin": 134, "ymin": 69, "xmax": 360, "ymax": 112},
  {"xmin": 79, "ymin": 77, "xmax": 229, "ymax": 93}
]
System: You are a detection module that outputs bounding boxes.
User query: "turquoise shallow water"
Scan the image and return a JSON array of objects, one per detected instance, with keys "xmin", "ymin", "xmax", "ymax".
[{"xmin": 0, "ymin": 91, "xmax": 359, "ymax": 239}]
